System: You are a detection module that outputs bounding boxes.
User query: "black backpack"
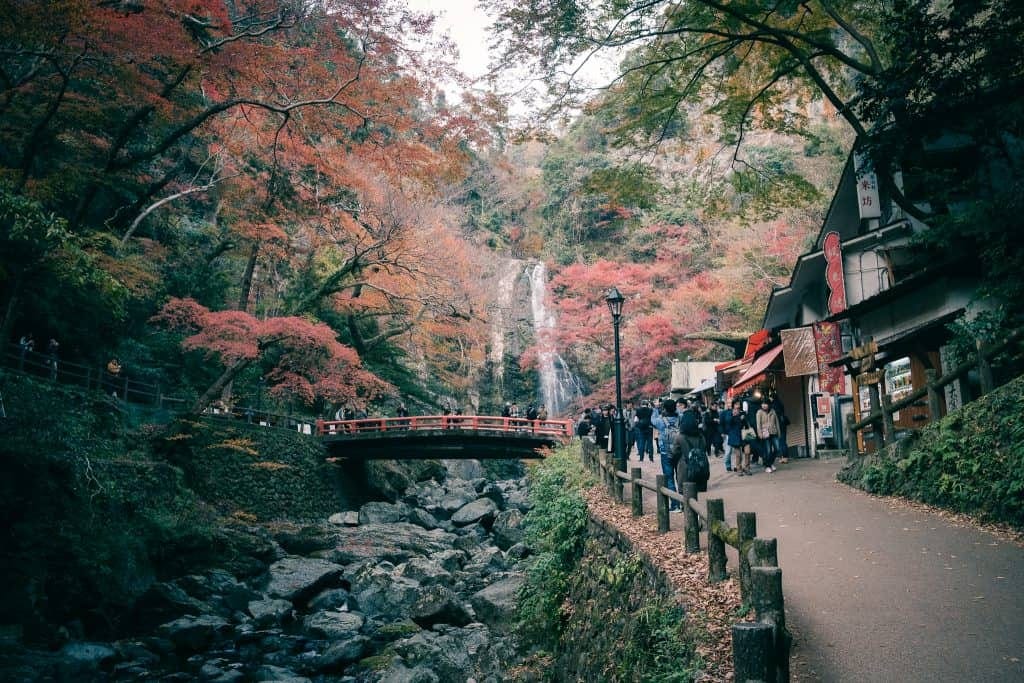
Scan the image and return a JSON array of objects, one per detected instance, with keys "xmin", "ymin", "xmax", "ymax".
[{"xmin": 686, "ymin": 447, "xmax": 710, "ymax": 483}]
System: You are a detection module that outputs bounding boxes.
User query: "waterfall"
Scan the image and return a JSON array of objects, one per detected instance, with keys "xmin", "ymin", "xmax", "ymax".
[{"xmin": 528, "ymin": 262, "xmax": 584, "ymax": 417}]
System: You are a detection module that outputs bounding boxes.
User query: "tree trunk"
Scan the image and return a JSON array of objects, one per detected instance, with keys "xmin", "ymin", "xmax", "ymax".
[
  {"xmin": 0, "ymin": 269, "xmax": 26, "ymax": 353},
  {"xmin": 238, "ymin": 242, "xmax": 259, "ymax": 313},
  {"xmin": 191, "ymin": 358, "xmax": 251, "ymax": 415}
]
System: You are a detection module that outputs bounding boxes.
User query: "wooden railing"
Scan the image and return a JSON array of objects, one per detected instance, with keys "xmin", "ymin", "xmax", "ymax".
[
  {"xmin": 580, "ymin": 439, "xmax": 791, "ymax": 681},
  {"xmin": 845, "ymin": 330, "xmax": 1023, "ymax": 458},
  {"xmin": 2, "ymin": 345, "xmax": 187, "ymax": 409},
  {"xmin": 317, "ymin": 415, "xmax": 574, "ymax": 439}
]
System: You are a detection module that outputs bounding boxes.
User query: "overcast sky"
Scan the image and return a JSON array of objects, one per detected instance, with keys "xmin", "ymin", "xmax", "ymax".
[{"xmin": 404, "ymin": 0, "xmax": 494, "ymax": 78}]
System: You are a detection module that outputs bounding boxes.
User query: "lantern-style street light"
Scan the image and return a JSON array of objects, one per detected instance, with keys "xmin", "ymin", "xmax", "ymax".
[{"xmin": 606, "ymin": 287, "xmax": 626, "ymax": 472}]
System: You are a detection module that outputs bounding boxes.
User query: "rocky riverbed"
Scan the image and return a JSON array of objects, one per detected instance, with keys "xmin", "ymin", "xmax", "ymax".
[{"xmin": 0, "ymin": 461, "xmax": 531, "ymax": 682}]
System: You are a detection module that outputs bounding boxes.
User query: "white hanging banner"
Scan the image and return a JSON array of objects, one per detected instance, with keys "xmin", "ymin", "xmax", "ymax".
[{"xmin": 854, "ymin": 151, "xmax": 882, "ymax": 219}]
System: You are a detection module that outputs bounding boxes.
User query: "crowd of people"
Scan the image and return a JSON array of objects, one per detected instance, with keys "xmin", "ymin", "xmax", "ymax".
[{"xmin": 575, "ymin": 392, "xmax": 790, "ymax": 503}]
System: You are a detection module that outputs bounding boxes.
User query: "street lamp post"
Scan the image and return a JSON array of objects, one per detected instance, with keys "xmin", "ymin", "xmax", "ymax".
[{"xmin": 606, "ymin": 287, "xmax": 627, "ymax": 473}]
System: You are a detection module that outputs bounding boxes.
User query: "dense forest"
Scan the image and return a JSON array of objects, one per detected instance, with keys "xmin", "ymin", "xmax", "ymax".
[{"xmin": 2, "ymin": 0, "xmax": 1022, "ymax": 415}]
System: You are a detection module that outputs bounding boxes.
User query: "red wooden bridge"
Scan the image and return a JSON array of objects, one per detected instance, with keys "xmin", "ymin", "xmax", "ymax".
[{"xmin": 317, "ymin": 415, "xmax": 574, "ymax": 459}]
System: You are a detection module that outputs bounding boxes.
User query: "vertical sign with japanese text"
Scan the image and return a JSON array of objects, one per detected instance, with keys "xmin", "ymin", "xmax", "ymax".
[{"xmin": 854, "ymin": 151, "xmax": 882, "ymax": 219}]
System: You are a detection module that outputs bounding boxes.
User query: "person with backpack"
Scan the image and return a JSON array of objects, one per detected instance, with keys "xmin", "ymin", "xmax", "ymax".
[
  {"xmin": 650, "ymin": 399, "xmax": 683, "ymax": 509},
  {"xmin": 673, "ymin": 401, "xmax": 709, "ymax": 492},
  {"xmin": 634, "ymin": 399, "xmax": 654, "ymax": 462},
  {"xmin": 576, "ymin": 410, "xmax": 592, "ymax": 438}
]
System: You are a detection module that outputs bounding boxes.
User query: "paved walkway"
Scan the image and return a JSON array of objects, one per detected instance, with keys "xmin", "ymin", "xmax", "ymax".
[{"xmin": 625, "ymin": 452, "xmax": 1024, "ymax": 682}]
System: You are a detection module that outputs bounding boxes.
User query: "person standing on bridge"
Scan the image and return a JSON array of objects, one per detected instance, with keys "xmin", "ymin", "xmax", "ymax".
[{"xmin": 536, "ymin": 405, "xmax": 548, "ymax": 422}]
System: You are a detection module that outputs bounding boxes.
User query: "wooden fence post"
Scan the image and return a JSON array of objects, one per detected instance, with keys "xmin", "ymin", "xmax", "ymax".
[
  {"xmin": 880, "ymin": 394, "xmax": 895, "ymax": 446},
  {"xmin": 751, "ymin": 537, "xmax": 778, "ymax": 569},
  {"xmin": 615, "ymin": 469, "xmax": 624, "ymax": 503},
  {"xmin": 733, "ymin": 622, "xmax": 774, "ymax": 683},
  {"xmin": 925, "ymin": 368, "xmax": 942, "ymax": 422},
  {"xmin": 630, "ymin": 467, "xmax": 643, "ymax": 517},
  {"xmin": 846, "ymin": 414, "xmax": 858, "ymax": 461},
  {"xmin": 737, "ymin": 511, "xmax": 757, "ymax": 603},
  {"xmin": 751, "ymin": 566, "xmax": 790, "ymax": 682},
  {"xmin": 707, "ymin": 498, "xmax": 727, "ymax": 583},
  {"xmin": 682, "ymin": 482, "xmax": 699, "ymax": 554},
  {"xmin": 655, "ymin": 474, "xmax": 669, "ymax": 533},
  {"xmin": 977, "ymin": 340, "xmax": 994, "ymax": 395},
  {"xmin": 868, "ymin": 380, "xmax": 881, "ymax": 444}
]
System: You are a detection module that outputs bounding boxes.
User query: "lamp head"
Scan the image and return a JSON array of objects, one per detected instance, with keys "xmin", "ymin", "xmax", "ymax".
[{"xmin": 605, "ymin": 286, "xmax": 625, "ymax": 320}]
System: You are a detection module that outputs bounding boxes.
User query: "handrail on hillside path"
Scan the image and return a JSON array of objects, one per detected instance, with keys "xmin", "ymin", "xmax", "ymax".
[
  {"xmin": 845, "ymin": 329, "xmax": 1023, "ymax": 458},
  {"xmin": 581, "ymin": 438, "xmax": 791, "ymax": 681}
]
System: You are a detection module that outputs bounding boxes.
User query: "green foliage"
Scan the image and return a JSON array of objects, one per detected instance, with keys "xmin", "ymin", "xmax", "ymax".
[
  {"xmin": 0, "ymin": 374, "xmax": 218, "ymax": 642},
  {"xmin": 517, "ymin": 442, "xmax": 593, "ymax": 645},
  {"xmin": 839, "ymin": 373, "xmax": 1024, "ymax": 528},
  {"xmin": 515, "ymin": 444, "xmax": 701, "ymax": 681}
]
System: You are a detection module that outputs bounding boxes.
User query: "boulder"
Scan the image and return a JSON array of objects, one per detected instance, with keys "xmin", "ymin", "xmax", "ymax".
[
  {"xmin": 265, "ymin": 557, "xmax": 344, "ymax": 603},
  {"xmin": 311, "ymin": 635, "xmax": 370, "ymax": 671},
  {"xmin": 443, "ymin": 459, "xmax": 485, "ymax": 480},
  {"xmin": 328, "ymin": 511, "xmax": 359, "ymax": 526},
  {"xmin": 506, "ymin": 543, "xmax": 531, "ymax": 560},
  {"xmin": 407, "ymin": 507, "xmax": 441, "ymax": 530},
  {"xmin": 378, "ymin": 662, "xmax": 440, "ymax": 683},
  {"xmin": 450, "ymin": 499, "xmax": 498, "ymax": 528},
  {"xmin": 478, "ymin": 483, "xmax": 506, "ymax": 509},
  {"xmin": 129, "ymin": 581, "xmax": 210, "ymax": 632},
  {"xmin": 156, "ymin": 615, "xmax": 231, "ymax": 652},
  {"xmin": 409, "ymin": 586, "xmax": 474, "ymax": 628},
  {"xmin": 490, "ymin": 509, "xmax": 525, "ymax": 550},
  {"xmin": 273, "ymin": 526, "xmax": 337, "ymax": 555},
  {"xmin": 307, "ymin": 587, "xmax": 351, "ymax": 612},
  {"xmin": 432, "ymin": 549, "xmax": 466, "ymax": 573},
  {"xmin": 55, "ymin": 642, "xmax": 116, "ymax": 677},
  {"xmin": 324, "ymin": 523, "xmax": 457, "ymax": 565},
  {"xmin": 358, "ymin": 501, "xmax": 405, "ymax": 525},
  {"xmin": 302, "ymin": 610, "xmax": 364, "ymax": 640},
  {"xmin": 247, "ymin": 599, "xmax": 294, "ymax": 627},
  {"xmin": 397, "ymin": 557, "xmax": 451, "ymax": 586},
  {"xmin": 470, "ymin": 577, "xmax": 523, "ymax": 626},
  {"xmin": 251, "ymin": 664, "xmax": 311, "ymax": 682}
]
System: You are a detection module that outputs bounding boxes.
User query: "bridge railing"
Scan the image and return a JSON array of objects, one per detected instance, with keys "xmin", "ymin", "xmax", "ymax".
[{"xmin": 316, "ymin": 415, "xmax": 573, "ymax": 438}]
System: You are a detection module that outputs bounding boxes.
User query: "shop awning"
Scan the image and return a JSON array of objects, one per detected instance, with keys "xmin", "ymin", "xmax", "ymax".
[
  {"xmin": 684, "ymin": 376, "xmax": 718, "ymax": 397},
  {"xmin": 730, "ymin": 345, "xmax": 785, "ymax": 394}
]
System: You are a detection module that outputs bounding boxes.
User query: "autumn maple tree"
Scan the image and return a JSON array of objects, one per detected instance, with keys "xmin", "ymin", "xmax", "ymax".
[{"xmin": 0, "ymin": 0, "xmax": 495, "ymax": 412}]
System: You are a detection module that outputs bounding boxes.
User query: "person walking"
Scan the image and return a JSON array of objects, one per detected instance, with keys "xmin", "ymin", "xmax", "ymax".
[
  {"xmin": 756, "ymin": 400, "xmax": 781, "ymax": 472},
  {"xmin": 46, "ymin": 338, "xmax": 59, "ymax": 380},
  {"xmin": 723, "ymin": 400, "xmax": 742, "ymax": 472},
  {"xmin": 17, "ymin": 333, "xmax": 34, "ymax": 369},
  {"xmin": 634, "ymin": 399, "xmax": 655, "ymax": 462},
  {"xmin": 651, "ymin": 399, "xmax": 684, "ymax": 508},
  {"xmin": 771, "ymin": 392, "xmax": 790, "ymax": 463},
  {"xmin": 622, "ymin": 399, "xmax": 637, "ymax": 460}
]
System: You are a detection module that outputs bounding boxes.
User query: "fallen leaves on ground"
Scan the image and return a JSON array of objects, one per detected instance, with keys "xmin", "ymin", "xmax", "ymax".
[{"xmin": 583, "ymin": 484, "xmax": 742, "ymax": 682}]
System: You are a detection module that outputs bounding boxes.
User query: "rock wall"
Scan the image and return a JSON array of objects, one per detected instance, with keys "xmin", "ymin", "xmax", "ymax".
[
  {"xmin": 167, "ymin": 420, "xmax": 351, "ymax": 521},
  {"xmin": 553, "ymin": 516, "xmax": 691, "ymax": 681}
]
